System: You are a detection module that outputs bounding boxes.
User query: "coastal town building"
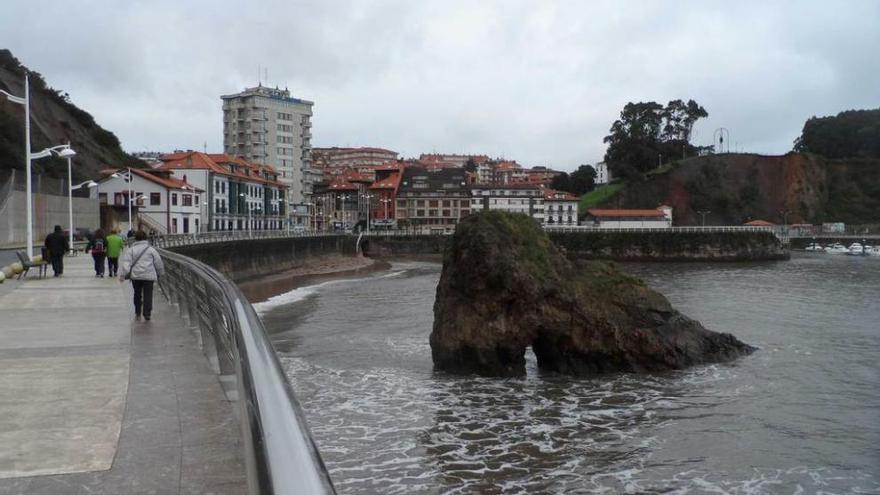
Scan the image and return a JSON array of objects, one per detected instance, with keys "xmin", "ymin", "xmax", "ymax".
[
  {"xmin": 369, "ymin": 164, "xmax": 403, "ymax": 229},
  {"xmin": 157, "ymin": 151, "xmax": 288, "ymax": 232},
  {"xmin": 594, "ymin": 162, "xmax": 612, "ymax": 185},
  {"xmin": 543, "ymin": 189, "xmax": 579, "ymax": 226},
  {"xmin": 470, "ymin": 183, "xmax": 545, "ymax": 222},
  {"xmin": 396, "ymin": 167, "xmax": 471, "ymax": 233},
  {"xmin": 95, "ymin": 168, "xmax": 203, "ymax": 234},
  {"xmin": 221, "ymin": 85, "xmax": 314, "ymax": 227},
  {"xmin": 587, "ymin": 206, "xmax": 673, "ymax": 228},
  {"xmin": 312, "ymin": 147, "xmax": 398, "ymax": 176}
]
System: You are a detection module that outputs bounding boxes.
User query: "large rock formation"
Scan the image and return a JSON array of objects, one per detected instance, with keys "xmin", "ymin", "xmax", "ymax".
[{"xmin": 431, "ymin": 211, "xmax": 755, "ymax": 376}]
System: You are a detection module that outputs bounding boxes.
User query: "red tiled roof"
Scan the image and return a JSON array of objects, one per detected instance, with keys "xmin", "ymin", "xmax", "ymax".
[
  {"xmin": 588, "ymin": 208, "xmax": 666, "ymax": 218},
  {"xmin": 370, "ymin": 172, "xmax": 401, "ymax": 190},
  {"xmin": 542, "ymin": 188, "xmax": 578, "ymax": 201},
  {"xmin": 328, "ymin": 176, "xmax": 358, "ymax": 191},
  {"xmin": 128, "ymin": 168, "xmax": 203, "ymax": 192},
  {"xmin": 744, "ymin": 219, "xmax": 775, "ymax": 226},
  {"xmin": 158, "ymin": 151, "xmax": 286, "ymax": 188},
  {"xmin": 471, "ymin": 182, "xmax": 541, "ymax": 189}
]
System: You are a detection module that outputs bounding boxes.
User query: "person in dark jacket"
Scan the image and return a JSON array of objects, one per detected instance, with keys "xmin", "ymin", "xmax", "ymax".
[
  {"xmin": 44, "ymin": 225, "xmax": 70, "ymax": 277},
  {"xmin": 87, "ymin": 228, "xmax": 107, "ymax": 277}
]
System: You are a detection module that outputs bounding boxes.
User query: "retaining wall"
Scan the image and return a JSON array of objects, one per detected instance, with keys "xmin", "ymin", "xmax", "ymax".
[
  {"xmin": 0, "ymin": 191, "xmax": 99, "ymax": 247},
  {"xmin": 169, "ymin": 235, "xmax": 358, "ymax": 282}
]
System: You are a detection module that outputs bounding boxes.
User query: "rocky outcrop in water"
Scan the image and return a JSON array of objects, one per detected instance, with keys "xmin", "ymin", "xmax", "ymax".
[{"xmin": 430, "ymin": 211, "xmax": 755, "ymax": 376}]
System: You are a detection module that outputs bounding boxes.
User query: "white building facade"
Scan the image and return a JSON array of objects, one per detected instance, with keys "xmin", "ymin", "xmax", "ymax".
[
  {"xmin": 222, "ymin": 85, "xmax": 314, "ymax": 226},
  {"xmin": 587, "ymin": 206, "xmax": 673, "ymax": 228},
  {"xmin": 96, "ymin": 168, "xmax": 203, "ymax": 234},
  {"xmin": 470, "ymin": 184, "xmax": 545, "ymax": 223},
  {"xmin": 594, "ymin": 162, "xmax": 612, "ymax": 185},
  {"xmin": 158, "ymin": 152, "xmax": 288, "ymax": 232},
  {"xmin": 543, "ymin": 189, "xmax": 579, "ymax": 226}
]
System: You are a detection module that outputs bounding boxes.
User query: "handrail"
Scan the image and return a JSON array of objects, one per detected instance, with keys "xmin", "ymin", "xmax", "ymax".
[{"xmin": 157, "ymin": 248, "xmax": 336, "ymax": 495}]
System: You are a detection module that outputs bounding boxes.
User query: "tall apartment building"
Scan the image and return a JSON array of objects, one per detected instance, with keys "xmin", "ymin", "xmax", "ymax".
[{"xmin": 222, "ymin": 85, "xmax": 314, "ymax": 226}]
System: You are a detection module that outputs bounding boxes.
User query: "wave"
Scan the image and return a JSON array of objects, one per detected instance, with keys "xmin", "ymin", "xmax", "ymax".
[{"xmin": 252, "ymin": 270, "xmax": 407, "ymax": 314}]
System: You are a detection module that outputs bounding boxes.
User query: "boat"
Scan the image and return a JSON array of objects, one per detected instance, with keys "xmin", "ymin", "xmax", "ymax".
[
  {"xmin": 825, "ymin": 243, "xmax": 849, "ymax": 254},
  {"xmin": 847, "ymin": 242, "xmax": 865, "ymax": 256},
  {"xmin": 804, "ymin": 242, "xmax": 825, "ymax": 252}
]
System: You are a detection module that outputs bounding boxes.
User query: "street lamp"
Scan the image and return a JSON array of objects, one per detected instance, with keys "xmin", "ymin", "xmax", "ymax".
[
  {"xmin": 340, "ymin": 194, "xmax": 350, "ymax": 231},
  {"xmin": 696, "ymin": 210, "xmax": 710, "ymax": 227},
  {"xmin": 68, "ymin": 175, "xmax": 97, "ymax": 250},
  {"xmin": 361, "ymin": 193, "xmax": 374, "ymax": 232},
  {"xmin": 2, "ymin": 75, "xmax": 79, "ymax": 258},
  {"xmin": 239, "ymin": 193, "xmax": 251, "ymax": 237},
  {"xmin": 27, "ymin": 144, "xmax": 77, "ymax": 257}
]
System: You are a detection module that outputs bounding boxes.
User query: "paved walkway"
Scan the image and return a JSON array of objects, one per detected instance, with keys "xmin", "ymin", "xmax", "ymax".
[{"xmin": 0, "ymin": 254, "xmax": 246, "ymax": 494}]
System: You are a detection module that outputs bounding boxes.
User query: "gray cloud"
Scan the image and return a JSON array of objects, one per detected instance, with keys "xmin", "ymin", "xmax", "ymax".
[{"xmin": 2, "ymin": 0, "xmax": 878, "ymax": 171}]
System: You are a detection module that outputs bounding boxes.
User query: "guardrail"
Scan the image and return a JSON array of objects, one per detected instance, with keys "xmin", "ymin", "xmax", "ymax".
[
  {"xmin": 153, "ymin": 230, "xmax": 341, "ymax": 248},
  {"xmin": 157, "ymin": 248, "xmax": 336, "ymax": 495},
  {"xmin": 543, "ymin": 225, "xmax": 776, "ymax": 234}
]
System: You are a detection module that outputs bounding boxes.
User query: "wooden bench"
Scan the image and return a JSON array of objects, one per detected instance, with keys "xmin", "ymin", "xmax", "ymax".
[{"xmin": 15, "ymin": 250, "xmax": 48, "ymax": 279}]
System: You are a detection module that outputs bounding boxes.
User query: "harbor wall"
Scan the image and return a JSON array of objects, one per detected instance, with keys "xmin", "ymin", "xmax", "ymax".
[
  {"xmin": 168, "ymin": 235, "xmax": 358, "ymax": 282},
  {"xmin": 547, "ymin": 231, "xmax": 789, "ymax": 261},
  {"xmin": 362, "ymin": 231, "xmax": 789, "ymax": 262}
]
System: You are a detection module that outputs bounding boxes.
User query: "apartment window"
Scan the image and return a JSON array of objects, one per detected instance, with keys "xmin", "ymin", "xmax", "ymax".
[
  {"xmin": 461, "ymin": 200, "xmax": 470, "ymax": 208},
  {"xmin": 214, "ymin": 181, "xmax": 219, "ymax": 193},
  {"xmin": 195, "ymin": 195, "xmax": 199, "ymax": 204},
  {"xmin": 172, "ymin": 193, "xmax": 178, "ymax": 206},
  {"xmin": 182, "ymin": 194, "xmax": 192, "ymax": 207},
  {"xmin": 150, "ymin": 193, "xmax": 161, "ymax": 206},
  {"xmin": 215, "ymin": 199, "xmax": 220, "ymax": 212},
  {"xmin": 442, "ymin": 200, "xmax": 451, "ymax": 207},
  {"xmin": 171, "ymin": 218, "xmax": 178, "ymax": 233},
  {"xmin": 429, "ymin": 200, "xmax": 439, "ymax": 208},
  {"xmin": 416, "ymin": 209, "xmax": 425, "ymax": 217},
  {"xmin": 442, "ymin": 209, "xmax": 451, "ymax": 217},
  {"xmin": 222, "ymin": 182, "xmax": 226, "ymax": 194},
  {"xmin": 429, "ymin": 210, "xmax": 438, "ymax": 217}
]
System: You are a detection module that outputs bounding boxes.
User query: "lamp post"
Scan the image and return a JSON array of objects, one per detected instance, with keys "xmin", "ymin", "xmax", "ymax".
[
  {"xmin": 68, "ymin": 178, "xmax": 97, "ymax": 250},
  {"xmin": 380, "ymin": 198, "xmax": 392, "ymax": 223},
  {"xmin": 696, "ymin": 210, "xmax": 710, "ymax": 227},
  {"xmin": 340, "ymin": 194, "xmax": 350, "ymax": 231},
  {"xmin": 1, "ymin": 77, "xmax": 78, "ymax": 258},
  {"xmin": 361, "ymin": 193, "xmax": 374, "ymax": 232},
  {"xmin": 239, "ymin": 193, "xmax": 251, "ymax": 237}
]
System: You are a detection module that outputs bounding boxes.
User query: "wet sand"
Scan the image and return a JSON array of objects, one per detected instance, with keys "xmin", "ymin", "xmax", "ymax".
[{"xmin": 238, "ymin": 255, "xmax": 389, "ymax": 303}]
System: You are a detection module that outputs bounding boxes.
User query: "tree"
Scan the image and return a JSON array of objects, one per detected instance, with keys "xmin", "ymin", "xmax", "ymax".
[
  {"xmin": 552, "ymin": 166, "xmax": 596, "ymax": 195},
  {"xmin": 603, "ymin": 99, "xmax": 708, "ymax": 179},
  {"xmin": 793, "ymin": 108, "xmax": 880, "ymax": 158},
  {"xmin": 464, "ymin": 157, "xmax": 478, "ymax": 173},
  {"xmin": 550, "ymin": 172, "xmax": 572, "ymax": 192},
  {"xmin": 570, "ymin": 164, "xmax": 596, "ymax": 194}
]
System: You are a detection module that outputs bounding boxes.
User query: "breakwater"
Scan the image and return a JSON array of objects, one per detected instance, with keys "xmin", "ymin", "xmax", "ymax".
[
  {"xmin": 548, "ymin": 230, "xmax": 789, "ymax": 261},
  {"xmin": 361, "ymin": 230, "xmax": 789, "ymax": 262},
  {"xmin": 169, "ymin": 235, "xmax": 358, "ymax": 282}
]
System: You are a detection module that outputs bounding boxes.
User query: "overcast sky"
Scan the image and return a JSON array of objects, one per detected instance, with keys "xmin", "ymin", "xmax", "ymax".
[{"xmin": 3, "ymin": 0, "xmax": 878, "ymax": 171}]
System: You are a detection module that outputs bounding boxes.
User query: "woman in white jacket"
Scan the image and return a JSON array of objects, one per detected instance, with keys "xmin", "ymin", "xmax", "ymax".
[{"xmin": 119, "ymin": 230, "xmax": 165, "ymax": 321}]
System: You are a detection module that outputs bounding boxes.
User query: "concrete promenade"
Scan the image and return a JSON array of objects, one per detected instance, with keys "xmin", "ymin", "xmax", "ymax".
[{"xmin": 0, "ymin": 254, "xmax": 246, "ymax": 493}]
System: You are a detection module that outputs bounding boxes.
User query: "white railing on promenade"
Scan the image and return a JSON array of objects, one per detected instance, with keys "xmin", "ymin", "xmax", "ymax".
[
  {"xmin": 152, "ymin": 225, "xmax": 786, "ymax": 249},
  {"xmin": 542, "ymin": 225, "xmax": 775, "ymax": 234},
  {"xmin": 153, "ymin": 230, "xmax": 343, "ymax": 248}
]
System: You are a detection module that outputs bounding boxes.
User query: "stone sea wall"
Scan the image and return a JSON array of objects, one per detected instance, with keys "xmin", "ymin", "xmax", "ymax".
[
  {"xmin": 169, "ymin": 235, "xmax": 358, "ymax": 282},
  {"xmin": 548, "ymin": 231, "xmax": 789, "ymax": 261},
  {"xmin": 364, "ymin": 231, "xmax": 789, "ymax": 262}
]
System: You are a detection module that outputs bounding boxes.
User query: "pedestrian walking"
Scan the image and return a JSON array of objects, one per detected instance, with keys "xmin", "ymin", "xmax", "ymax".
[
  {"xmin": 44, "ymin": 225, "xmax": 69, "ymax": 277},
  {"xmin": 105, "ymin": 229, "xmax": 124, "ymax": 277},
  {"xmin": 119, "ymin": 230, "xmax": 165, "ymax": 322},
  {"xmin": 87, "ymin": 228, "xmax": 107, "ymax": 277}
]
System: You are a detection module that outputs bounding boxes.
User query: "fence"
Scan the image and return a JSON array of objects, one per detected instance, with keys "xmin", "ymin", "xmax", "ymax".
[
  {"xmin": 158, "ymin": 248, "xmax": 336, "ymax": 495},
  {"xmin": 0, "ymin": 170, "xmax": 99, "ymax": 247}
]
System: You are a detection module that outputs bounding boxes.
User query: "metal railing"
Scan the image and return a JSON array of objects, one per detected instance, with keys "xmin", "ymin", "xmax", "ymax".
[
  {"xmin": 158, "ymin": 248, "xmax": 336, "ymax": 495},
  {"xmin": 543, "ymin": 225, "xmax": 776, "ymax": 234},
  {"xmin": 153, "ymin": 230, "xmax": 341, "ymax": 248}
]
